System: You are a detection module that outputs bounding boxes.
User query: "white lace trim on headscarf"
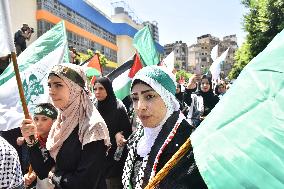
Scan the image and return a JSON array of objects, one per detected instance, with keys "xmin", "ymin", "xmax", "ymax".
[{"xmin": 136, "ymin": 76, "xmax": 180, "ymax": 157}]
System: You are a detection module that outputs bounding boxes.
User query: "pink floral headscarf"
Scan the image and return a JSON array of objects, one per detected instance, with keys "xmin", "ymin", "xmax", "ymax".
[{"xmin": 46, "ymin": 64, "xmax": 110, "ymax": 160}]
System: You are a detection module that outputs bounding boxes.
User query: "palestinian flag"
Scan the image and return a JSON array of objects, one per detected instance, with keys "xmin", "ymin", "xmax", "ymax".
[
  {"xmin": 107, "ymin": 53, "xmax": 142, "ymax": 100},
  {"xmin": 81, "ymin": 54, "xmax": 102, "ymax": 77},
  {"xmin": 107, "ymin": 25, "xmax": 160, "ymax": 100}
]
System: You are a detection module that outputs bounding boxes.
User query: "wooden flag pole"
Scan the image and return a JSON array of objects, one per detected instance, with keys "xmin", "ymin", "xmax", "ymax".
[
  {"xmin": 11, "ymin": 52, "xmax": 34, "ymax": 176},
  {"xmin": 144, "ymin": 138, "xmax": 192, "ymax": 189},
  {"xmin": 11, "ymin": 52, "xmax": 29, "ymax": 118}
]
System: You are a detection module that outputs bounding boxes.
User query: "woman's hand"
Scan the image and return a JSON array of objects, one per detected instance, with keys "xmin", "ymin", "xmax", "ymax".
[
  {"xmin": 24, "ymin": 171, "xmax": 36, "ymax": 187},
  {"xmin": 187, "ymin": 74, "xmax": 200, "ymax": 89},
  {"xmin": 20, "ymin": 118, "xmax": 36, "ymax": 144},
  {"xmin": 16, "ymin": 137, "xmax": 25, "ymax": 146},
  {"xmin": 115, "ymin": 132, "xmax": 127, "ymax": 147}
]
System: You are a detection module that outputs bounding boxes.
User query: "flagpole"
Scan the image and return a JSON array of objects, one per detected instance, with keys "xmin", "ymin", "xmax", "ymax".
[
  {"xmin": 11, "ymin": 51, "xmax": 34, "ymax": 176},
  {"xmin": 144, "ymin": 138, "xmax": 192, "ymax": 189},
  {"xmin": 11, "ymin": 52, "xmax": 29, "ymax": 117}
]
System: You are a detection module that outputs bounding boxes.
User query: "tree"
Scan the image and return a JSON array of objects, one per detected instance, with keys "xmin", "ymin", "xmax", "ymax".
[
  {"xmin": 176, "ymin": 70, "xmax": 192, "ymax": 83},
  {"xmin": 229, "ymin": 0, "xmax": 284, "ymax": 79},
  {"xmin": 95, "ymin": 50, "xmax": 107, "ymax": 68}
]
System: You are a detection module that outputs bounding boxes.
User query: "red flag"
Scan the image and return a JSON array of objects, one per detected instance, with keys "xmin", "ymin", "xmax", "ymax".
[
  {"xmin": 87, "ymin": 54, "xmax": 101, "ymax": 73},
  {"xmin": 91, "ymin": 76, "xmax": 97, "ymax": 85},
  {"xmin": 128, "ymin": 53, "xmax": 142, "ymax": 78},
  {"xmin": 179, "ymin": 76, "xmax": 185, "ymax": 84}
]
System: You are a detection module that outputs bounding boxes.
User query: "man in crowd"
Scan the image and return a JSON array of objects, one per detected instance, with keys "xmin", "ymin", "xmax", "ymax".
[{"xmin": 14, "ymin": 23, "xmax": 34, "ymax": 56}]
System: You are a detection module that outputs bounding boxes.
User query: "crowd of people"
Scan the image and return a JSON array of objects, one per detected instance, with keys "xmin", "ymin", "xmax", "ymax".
[
  {"xmin": 1, "ymin": 24, "xmax": 228, "ymax": 188},
  {"xmin": 0, "ymin": 60, "xmax": 227, "ymax": 188},
  {"xmin": 175, "ymin": 74, "xmax": 230, "ymax": 128}
]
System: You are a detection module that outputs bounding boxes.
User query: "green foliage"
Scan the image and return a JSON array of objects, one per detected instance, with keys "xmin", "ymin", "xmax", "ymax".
[
  {"xmin": 176, "ymin": 70, "xmax": 192, "ymax": 82},
  {"xmin": 95, "ymin": 50, "xmax": 107, "ymax": 68},
  {"xmin": 229, "ymin": 0, "xmax": 284, "ymax": 79},
  {"xmin": 229, "ymin": 41, "xmax": 252, "ymax": 79}
]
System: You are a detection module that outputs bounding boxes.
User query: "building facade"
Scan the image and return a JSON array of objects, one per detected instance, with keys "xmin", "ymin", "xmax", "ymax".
[
  {"xmin": 188, "ymin": 34, "xmax": 237, "ymax": 77},
  {"xmin": 9, "ymin": 0, "xmax": 163, "ymax": 74},
  {"xmin": 163, "ymin": 41, "xmax": 188, "ymax": 71},
  {"xmin": 143, "ymin": 21, "xmax": 159, "ymax": 42},
  {"xmin": 218, "ymin": 35, "xmax": 238, "ymax": 77},
  {"xmin": 188, "ymin": 34, "xmax": 220, "ymax": 74}
]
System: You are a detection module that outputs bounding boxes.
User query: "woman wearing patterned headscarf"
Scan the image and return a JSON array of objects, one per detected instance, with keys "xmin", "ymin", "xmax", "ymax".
[
  {"xmin": 122, "ymin": 66, "xmax": 207, "ymax": 189},
  {"xmin": 21, "ymin": 64, "xmax": 110, "ymax": 189}
]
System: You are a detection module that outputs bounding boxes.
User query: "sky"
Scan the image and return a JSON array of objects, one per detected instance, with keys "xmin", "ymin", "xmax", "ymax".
[{"xmin": 89, "ymin": 0, "xmax": 247, "ymax": 46}]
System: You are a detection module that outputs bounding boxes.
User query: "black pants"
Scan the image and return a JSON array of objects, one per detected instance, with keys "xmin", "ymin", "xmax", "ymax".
[
  {"xmin": 106, "ymin": 178, "xmax": 123, "ymax": 189},
  {"xmin": 15, "ymin": 44, "xmax": 27, "ymax": 56}
]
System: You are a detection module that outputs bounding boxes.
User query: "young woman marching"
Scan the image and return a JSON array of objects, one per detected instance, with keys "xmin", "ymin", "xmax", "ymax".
[
  {"xmin": 21, "ymin": 64, "xmax": 110, "ymax": 189},
  {"xmin": 93, "ymin": 77, "xmax": 132, "ymax": 189},
  {"xmin": 122, "ymin": 66, "xmax": 207, "ymax": 189}
]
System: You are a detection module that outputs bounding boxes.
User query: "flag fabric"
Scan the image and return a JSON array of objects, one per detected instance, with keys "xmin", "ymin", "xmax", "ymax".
[
  {"xmin": 209, "ymin": 48, "xmax": 229, "ymax": 81},
  {"xmin": 0, "ymin": 21, "xmax": 69, "ymax": 131},
  {"xmin": 210, "ymin": 44, "xmax": 218, "ymax": 62},
  {"xmin": 107, "ymin": 26, "xmax": 159, "ymax": 100},
  {"xmin": 133, "ymin": 25, "xmax": 159, "ymax": 66},
  {"xmin": 82, "ymin": 54, "xmax": 102, "ymax": 77},
  {"xmin": 108, "ymin": 53, "xmax": 142, "ymax": 100},
  {"xmin": 191, "ymin": 29, "xmax": 284, "ymax": 188},
  {"xmin": 0, "ymin": 0, "xmax": 14, "ymax": 57},
  {"xmin": 161, "ymin": 51, "xmax": 175, "ymax": 73},
  {"xmin": 90, "ymin": 75, "xmax": 97, "ymax": 86},
  {"xmin": 128, "ymin": 52, "xmax": 143, "ymax": 78}
]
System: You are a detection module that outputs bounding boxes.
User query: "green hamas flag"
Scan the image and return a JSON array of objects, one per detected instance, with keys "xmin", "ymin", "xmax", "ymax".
[
  {"xmin": 0, "ymin": 21, "xmax": 69, "ymax": 131},
  {"xmin": 191, "ymin": 29, "xmax": 284, "ymax": 188},
  {"xmin": 133, "ymin": 25, "xmax": 159, "ymax": 66}
]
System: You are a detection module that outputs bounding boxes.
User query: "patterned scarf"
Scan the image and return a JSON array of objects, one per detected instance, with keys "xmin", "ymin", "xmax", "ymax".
[
  {"xmin": 122, "ymin": 112, "xmax": 186, "ymax": 189},
  {"xmin": 0, "ymin": 137, "xmax": 23, "ymax": 188},
  {"xmin": 46, "ymin": 64, "xmax": 110, "ymax": 160}
]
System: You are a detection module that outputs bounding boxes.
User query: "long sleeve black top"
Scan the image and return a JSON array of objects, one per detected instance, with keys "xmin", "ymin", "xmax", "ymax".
[
  {"xmin": 99, "ymin": 100, "xmax": 132, "ymax": 178},
  {"xmin": 29, "ymin": 126, "xmax": 107, "ymax": 189}
]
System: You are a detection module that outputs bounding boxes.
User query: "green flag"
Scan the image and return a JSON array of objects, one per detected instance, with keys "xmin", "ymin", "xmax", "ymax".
[
  {"xmin": 191, "ymin": 29, "xmax": 284, "ymax": 188},
  {"xmin": 133, "ymin": 25, "xmax": 159, "ymax": 66},
  {"xmin": 0, "ymin": 21, "xmax": 69, "ymax": 131}
]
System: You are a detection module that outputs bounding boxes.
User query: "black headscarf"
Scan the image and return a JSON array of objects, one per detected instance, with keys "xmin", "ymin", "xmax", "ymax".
[
  {"xmin": 175, "ymin": 84, "xmax": 183, "ymax": 101},
  {"xmin": 196, "ymin": 74, "xmax": 219, "ymax": 116},
  {"xmin": 94, "ymin": 77, "xmax": 117, "ymax": 116},
  {"xmin": 94, "ymin": 77, "xmax": 132, "ymax": 179}
]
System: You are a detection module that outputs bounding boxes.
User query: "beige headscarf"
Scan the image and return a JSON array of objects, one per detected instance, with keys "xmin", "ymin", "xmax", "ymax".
[{"xmin": 46, "ymin": 64, "xmax": 110, "ymax": 160}]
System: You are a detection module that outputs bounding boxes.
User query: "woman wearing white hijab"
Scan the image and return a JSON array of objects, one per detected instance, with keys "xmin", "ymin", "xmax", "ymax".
[
  {"xmin": 122, "ymin": 66, "xmax": 207, "ymax": 189},
  {"xmin": 21, "ymin": 64, "xmax": 110, "ymax": 189}
]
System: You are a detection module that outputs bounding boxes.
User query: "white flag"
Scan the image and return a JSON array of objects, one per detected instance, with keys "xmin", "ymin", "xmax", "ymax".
[
  {"xmin": 0, "ymin": 21, "xmax": 69, "ymax": 131},
  {"xmin": 210, "ymin": 48, "xmax": 229, "ymax": 81},
  {"xmin": 161, "ymin": 51, "xmax": 175, "ymax": 72},
  {"xmin": 0, "ymin": 0, "xmax": 14, "ymax": 57},
  {"xmin": 210, "ymin": 44, "xmax": 218, "ymax": 62}
]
